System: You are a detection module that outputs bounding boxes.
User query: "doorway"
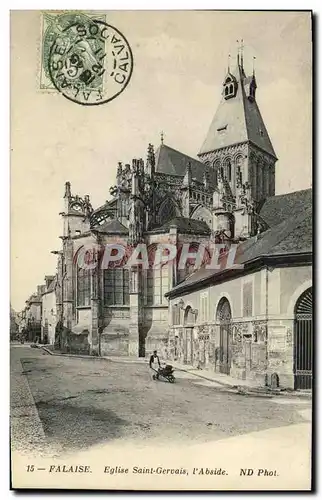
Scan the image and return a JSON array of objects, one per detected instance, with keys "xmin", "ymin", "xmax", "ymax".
[{"xmin": 294, "ymin": 287, "xmax": 312, "ymax": 390}]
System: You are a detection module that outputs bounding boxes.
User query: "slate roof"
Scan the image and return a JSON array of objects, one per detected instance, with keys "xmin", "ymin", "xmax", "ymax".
[
  {"xmin": 199, "ymin": 63, "xmax": 276, "ymax": 158},
  {"xmin": 149, "ymin": 217, "xmax": 211, "ymax": 235},
  {"xmin": 259, "ymin": 188, "xmax": 312, "ymax": 227},
  {"xmin": 154, "ymin": 143, "xmax": 206, "ymax": 181},
  {"xmin": 167, "ymin": 190, "xmax": 312, "ymax": 297},
  {"xmin": 93, "ymin": 219, "xmax": 128, "ymax": 235}
]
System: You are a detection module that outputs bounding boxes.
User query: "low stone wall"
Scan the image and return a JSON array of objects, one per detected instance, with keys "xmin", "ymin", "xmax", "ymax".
[
  {"xmin": 62, "ymin": 331, "xmax": 90, "ymax": 355},
  {"xmin": 100, "ymin": 333, "xmax": 129, "ymax": 356}
]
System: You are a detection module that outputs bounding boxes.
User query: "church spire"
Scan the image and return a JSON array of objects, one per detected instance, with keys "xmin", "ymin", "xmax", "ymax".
[
  {"xmin": 252, "ymin": 55, "xmax": 256, "ymax": 76},
  {"xmin": 236, "ymin": 39, "xmax": 244, "ymax": 69}
]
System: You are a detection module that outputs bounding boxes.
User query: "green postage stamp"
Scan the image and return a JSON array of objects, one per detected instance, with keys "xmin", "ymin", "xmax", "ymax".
[{"xmin": 40, "ymin": 11, "xmax": 133, "ymax": 106}]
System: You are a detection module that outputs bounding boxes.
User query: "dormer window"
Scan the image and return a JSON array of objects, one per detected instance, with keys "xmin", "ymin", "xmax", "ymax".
[{"xmin": 223, "ymin": 73, "xmax": 237, "ymax": 100}]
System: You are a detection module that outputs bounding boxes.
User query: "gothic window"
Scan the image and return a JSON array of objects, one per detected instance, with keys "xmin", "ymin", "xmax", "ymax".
[
  {"xmin": 224, "ymin": 158, "xmax": 232, "ymax": 182},
  {"xmin": 242, "ymin": 281, "xmax": 253, "ymax": 317},
  {"xmin": 90, "ymin": 208, "xmax": 113, "ymax": 228},
  {"xmin": 235, "ymin": 155, "xmax": 244, "ymax": 185},
  {"xmin": 103, "ymin": 269, "xmax": 129, "ymax": 306},
  {"xmin": 223, "ymin": 75, "xmax": 237, "ymax": 100},
  {"xmin": 269, "ymin": 165, "xmax": 275, "ymax": 196},
  {"xmin": 249, "ymin": 155, "xmax": 257, "ymax": 199},
  {"xmin": 213, "ymin": 159, "xmax": 220, "ymax": 186},
  {"xmin": 77, "ymin": 268, "xmax": 91, "ymax": 307},
  {"xmin": 146, "ymin": 265, "xmax": 169, "ymax": 306},
  {"xmin": 158, "ymin": 198, "xmax": 180, "ymax": 224},
  {"xmin": 257, "ymin": 160, "xmax": 263, "ymax": 200}
]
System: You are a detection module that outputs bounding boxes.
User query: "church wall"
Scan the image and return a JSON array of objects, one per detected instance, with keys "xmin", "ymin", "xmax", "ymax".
[
  {"xmin": 65, "ymin": 215, "xmax": 90, "ymax": 238},
  {"xmin": 279, "ymin": 266, "xmax": 312, "ymax": 315},
  {"xmin": 100, "ymin": 306, "xmax": 130, "ymax": 356}
]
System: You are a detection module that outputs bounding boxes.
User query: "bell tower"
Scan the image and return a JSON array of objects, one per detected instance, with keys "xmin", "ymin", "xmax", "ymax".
[{"xmin": 198, "ymin": 46, "xmax": 277, "ymax": 222}]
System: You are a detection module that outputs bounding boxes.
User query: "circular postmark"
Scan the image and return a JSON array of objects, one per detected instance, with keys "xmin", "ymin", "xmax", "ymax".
[{"xmin": 47, "ymin": 16, "xmax": 133, "ymax": 105}]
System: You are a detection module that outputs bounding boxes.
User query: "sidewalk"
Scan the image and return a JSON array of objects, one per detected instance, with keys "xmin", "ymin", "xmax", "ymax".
[{"xmin": 170, "ymin": 360, "xmax": 312, "ymax": 399}]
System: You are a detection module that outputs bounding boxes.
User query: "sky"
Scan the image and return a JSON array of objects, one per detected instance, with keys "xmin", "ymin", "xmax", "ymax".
[{"xmin": 10, "ymin": 10, "xmax": 312, "ymax": 311}]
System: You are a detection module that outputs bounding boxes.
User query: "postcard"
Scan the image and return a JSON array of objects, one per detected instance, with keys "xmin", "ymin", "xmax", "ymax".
[{"xmin": 10, "ymin": 10, "xmax": 313, "ymax": 491}]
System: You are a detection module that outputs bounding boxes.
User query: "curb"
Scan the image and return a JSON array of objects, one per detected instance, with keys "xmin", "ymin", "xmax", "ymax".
[
  {"xmin": 103, "ymin": 356, "xmax": 148, "ymax": 365},
  {"xmin": 172, "ymin": 365, "xmax": 312, "ymax": 400},
  {"xmin": 39, "ymin": 346, "xmax": 107, "ymax": 361}
]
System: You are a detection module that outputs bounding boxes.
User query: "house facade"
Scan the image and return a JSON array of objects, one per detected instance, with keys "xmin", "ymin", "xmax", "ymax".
[{"xmin": 41, "ymin": 275, "xmax": 57, "ymax": 344}]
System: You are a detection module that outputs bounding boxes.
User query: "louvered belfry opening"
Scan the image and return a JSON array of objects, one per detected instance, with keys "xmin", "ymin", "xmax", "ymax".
[{"xmin": 294, "ymin": 287, "xmax": 313, "ymax": 390}]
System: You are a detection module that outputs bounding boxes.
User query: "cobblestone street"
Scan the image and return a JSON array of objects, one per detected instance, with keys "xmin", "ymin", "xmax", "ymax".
[{"xmin": 11, "ymin": 345, "xmax": 312, "ymax": 457}]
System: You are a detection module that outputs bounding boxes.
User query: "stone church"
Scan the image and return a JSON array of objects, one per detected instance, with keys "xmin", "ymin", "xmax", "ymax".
[{"xmin": 54, "ymin": 52, "xmax": 312, "ymax": 389}]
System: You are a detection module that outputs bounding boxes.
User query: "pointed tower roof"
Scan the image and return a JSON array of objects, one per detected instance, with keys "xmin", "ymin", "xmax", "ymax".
[{"xmin": 198, "ymin": 59, "xmax": 277, "ymax": 159}]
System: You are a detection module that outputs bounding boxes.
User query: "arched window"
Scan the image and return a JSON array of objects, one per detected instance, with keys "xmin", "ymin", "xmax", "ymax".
[
  {"xmin": 235, "ymin": 155, "xmax": 243, "ymax": 186},
  {"xmin": 257, "ymin": 159, "xmax": 263, "ymax": 200},
  {"xmin": 213, "ymin": 159, "xmax": 220, "ymax": 187},
  {"xmin": 158, "ymin": 197, "xmax": 180, "ymax": 224},
  {"xmin": 77, "ymin": 268, "xmax": 91, "ymax": 307},
  {"xmin": 104, "ymin": 268, "xmax": 129, "ymax": 305},
  {"xmin": 224, "ymin": 158, "xmax": 232, "ymax": 182},
  {"xmin": 223, "ymin": 75, "xmax": 237, "ymax": 100}
]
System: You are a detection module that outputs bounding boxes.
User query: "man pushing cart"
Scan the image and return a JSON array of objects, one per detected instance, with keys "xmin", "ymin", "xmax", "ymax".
[{"xmin": 149, "ymin": 350, "xmax": 175, "ymax": 383}]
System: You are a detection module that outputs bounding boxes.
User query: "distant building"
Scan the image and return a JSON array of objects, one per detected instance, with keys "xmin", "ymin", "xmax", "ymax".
[
  {"xmin": 10, "ymin": 305, "xmax": 19, "ymax": 340},
  {"xmin": 41, "ymin": 275, "xmax": 57, "ymax": 344},
  {"xmin": 24, "ymin": 285, "xmax": 45, "ymax": 342}
]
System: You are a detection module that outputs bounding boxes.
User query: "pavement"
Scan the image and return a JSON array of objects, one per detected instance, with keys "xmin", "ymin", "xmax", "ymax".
[
  {"xmin": 41, "ymin": 349, "xmax": 311, "ymax": 399},
  {"xmin": 10, "ymin": 345, "xmax": 312, "ymax": 490},
  {"xmin": 35, "ymin": 346, "xmax": 313, "ymax": 399}
]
